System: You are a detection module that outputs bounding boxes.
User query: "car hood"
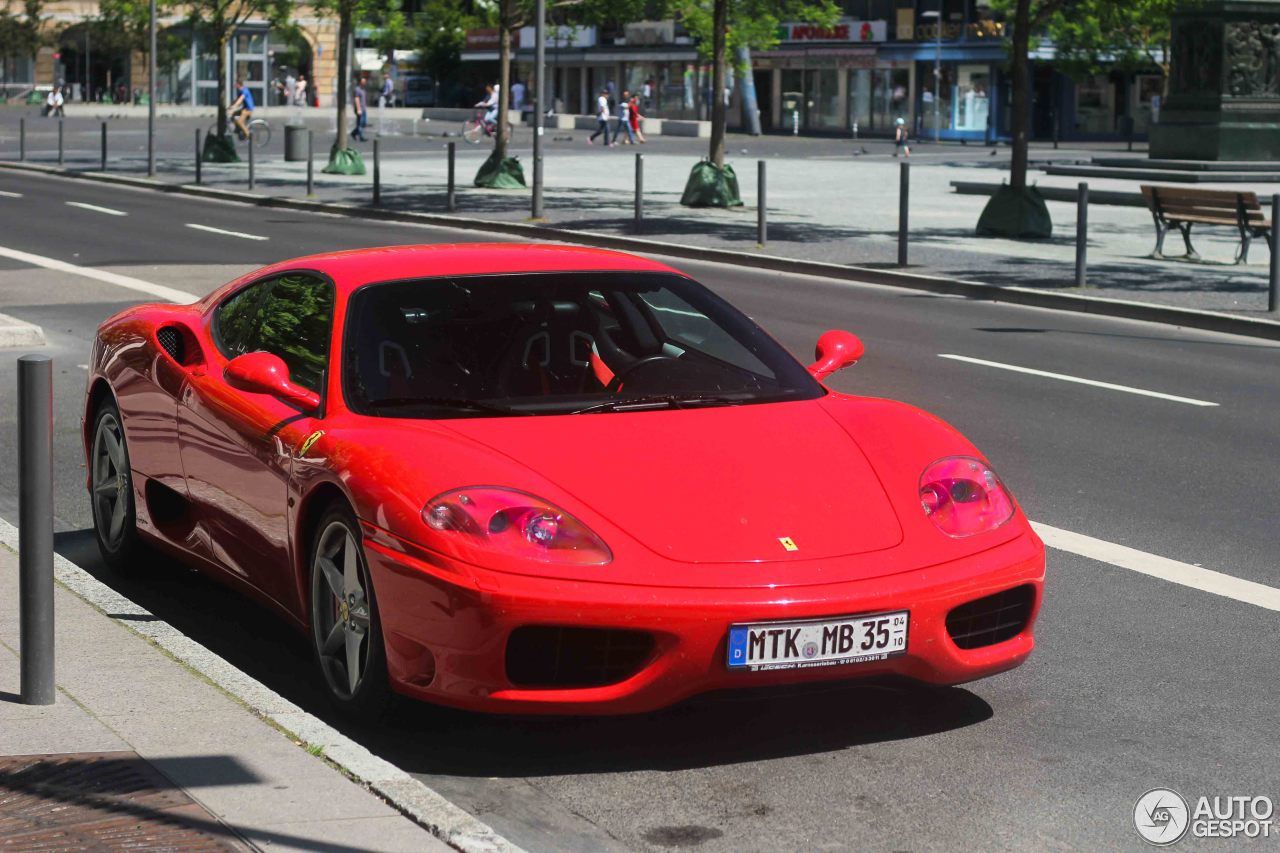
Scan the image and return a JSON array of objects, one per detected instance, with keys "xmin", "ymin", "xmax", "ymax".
[{"xmin": 440, "ymin": 400, "xmax": 904, "ymax": 565}]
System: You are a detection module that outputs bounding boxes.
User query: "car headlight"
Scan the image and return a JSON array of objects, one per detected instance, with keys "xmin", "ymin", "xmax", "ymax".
[
  {"xmin": 918, "ymin": 456, "xmax": 1015, "ymax": 537},
  {"xmin": 422, "ymin": 487, "xmax": 612, "ymax": 565}
]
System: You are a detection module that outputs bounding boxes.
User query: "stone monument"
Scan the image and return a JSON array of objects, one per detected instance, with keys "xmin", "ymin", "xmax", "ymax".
[{"xmin": 1150, "ymin": 0, "xmax": 1280, "ymax": 160}]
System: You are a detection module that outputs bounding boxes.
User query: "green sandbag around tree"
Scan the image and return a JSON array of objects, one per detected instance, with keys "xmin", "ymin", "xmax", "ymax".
[
  {"xmin": 202, "ymin": 134, "xmax": 239, "ymax": 163},
  {"xmin": 976, "ymin": 184, "xmax": 1053, "ymax": 239},
  {"xmin": 323, "ymin": 144, "xmax": 366, "ymax": 176},
  {"xmin": 474, "ymin": 151, "xmax": 527, "ymax": 188},
  {"xmin": 681, "ymin": 160, "xmax": 743, "ymax": 207}
]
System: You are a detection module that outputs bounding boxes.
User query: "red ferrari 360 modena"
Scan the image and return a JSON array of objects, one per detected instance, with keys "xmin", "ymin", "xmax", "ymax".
[{"xmin": 83, "ymin": 244, "xmax": 1044, "ymax": 716}]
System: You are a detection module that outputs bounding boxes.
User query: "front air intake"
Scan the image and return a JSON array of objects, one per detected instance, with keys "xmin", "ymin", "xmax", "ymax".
[
  {"xmin": 945, "ymin": 585, "xmax": 1035, "ymax": 650},
  {"xmin": 505, "ymin": 626, "xmax": 655, "ymax": 688}
]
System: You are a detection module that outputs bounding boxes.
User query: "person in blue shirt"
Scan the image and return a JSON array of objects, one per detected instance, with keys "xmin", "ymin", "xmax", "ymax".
[{"xmin": 228, "ymin": 78, "xmax": 255, "ymax": 140}]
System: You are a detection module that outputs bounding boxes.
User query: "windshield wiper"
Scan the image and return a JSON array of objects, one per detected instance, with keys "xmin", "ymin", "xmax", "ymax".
[
  {"xmin": 364, "ymin": 396, "xmax": 532, "ymax": 416},
  {"xmin": 571, "ymin": 394, "xmax": 743, "ymax": 414}
]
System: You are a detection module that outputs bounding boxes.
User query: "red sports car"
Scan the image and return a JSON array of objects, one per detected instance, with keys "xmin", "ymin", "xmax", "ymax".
[{"xmin": 83, "ymin": 244, "xmax": 1044, "ymax": 716}]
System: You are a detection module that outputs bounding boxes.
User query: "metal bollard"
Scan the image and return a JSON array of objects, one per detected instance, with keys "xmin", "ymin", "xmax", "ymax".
[
  {"xmin": 18, "ymin": 354, "xmax": 55, "ymax": 706},
  {"xmin": 1270, "ymin": 195, "xmax": 1280, "ymax": 314},
  {"xmin": 1075, "ymin": 182, "xmax": 1089, "ymax": 287},
  {"xmin": 306, "ymin": 130, "xmax": 314, "ymax": 196},
  {"xmin": 373, "ymin": 138, "xmax": 381, "ymax": 206},
  {"xmin": 57, "ymin": 120, "xmax": 64, "ymax": 166},
  {"xmin": 19, "ymin": 117, "xmax": 25, "ymax": 161},
  {"xmin": 897, "ymin": 162, "xmax": 910, "ymax": 267},
  {"xmin": 447, "ymin": 142, "xmax": 456, "ymax": 212},
  {"xmin": 757, "ymin": 160, "xmax": 767, "ymax": 247},
  {"xmin": 101, "ymin": 122, "xmax": 107, "ymax": 171},
  {"xmin": 634, "ymin": 153, "xmax": 643, "ymax": 233},
  {"xmin": 195, "ymin": 128, "xmax": 202, "ymax": 185},
  {"xmin": 248, "ymin": 135, "xmax": 255, "ymax": 190}
]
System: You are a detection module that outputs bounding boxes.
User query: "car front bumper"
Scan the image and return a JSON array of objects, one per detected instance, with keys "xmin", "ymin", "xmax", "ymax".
[{"xmin": 362, "ymin": 525, "xmax": 1045, "ymax": 715}]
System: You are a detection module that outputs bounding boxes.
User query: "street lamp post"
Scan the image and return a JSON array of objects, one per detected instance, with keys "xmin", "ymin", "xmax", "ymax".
[
  {"xmin": 148, "ymin": 0, "xmax": 156, "ymax": 176},
  {"xmin": 532, "ymin": 0, "xmax": 544, "ymax": 219},
  {"xmin": 921, "ymin": 7, "xmax": 942, "ymax": 144}
]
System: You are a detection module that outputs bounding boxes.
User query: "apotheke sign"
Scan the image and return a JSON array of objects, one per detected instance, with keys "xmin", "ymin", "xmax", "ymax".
[{"xmin": 780, "ymin": 18, "xmax": 887, "ymax": 43}]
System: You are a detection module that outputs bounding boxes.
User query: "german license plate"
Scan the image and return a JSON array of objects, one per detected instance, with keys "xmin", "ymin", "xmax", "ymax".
[{"xmin": 726, "ymin": 610, "xmax": 908, "ymax": 671}]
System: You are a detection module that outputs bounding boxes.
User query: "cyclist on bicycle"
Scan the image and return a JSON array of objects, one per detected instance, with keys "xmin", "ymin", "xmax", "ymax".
[
  {"xmin": 228, "ymin": 77, "xmax": 255, "ymax": 140},
  {"xmin": 475, "ymin": 83, "xmax": 500, "ymax": 132}
]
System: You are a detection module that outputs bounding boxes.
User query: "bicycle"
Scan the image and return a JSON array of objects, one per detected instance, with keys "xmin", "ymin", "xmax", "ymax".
[
  {"xmin": 461, "ymin": 109, "xmax": 513, "ymax": 145},
  {"xmin": 210, "ymin": 112, "xmax": 272, "ymax": 149}
]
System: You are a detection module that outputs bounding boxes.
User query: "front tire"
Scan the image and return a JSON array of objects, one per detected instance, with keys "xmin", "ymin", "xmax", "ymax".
[
  {"xmin": 462, "ymin": 119, "xmax": 483, "ymax": 144},
  {"xmin": 249, "ymin": 119, "xmax": 271, "ymax": 148},
  {"xmin": 309, "ymin": 504, "xmax": 391, "ymax": 717},
  {"xmin": 89, "ymin": 399, "xmax": 142, "ymax": 572}
]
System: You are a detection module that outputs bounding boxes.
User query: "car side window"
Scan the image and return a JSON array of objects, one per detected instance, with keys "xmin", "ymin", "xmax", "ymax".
[{"xmin": 213, "ymin": 273, "xmax": 334, "ymax": 393}]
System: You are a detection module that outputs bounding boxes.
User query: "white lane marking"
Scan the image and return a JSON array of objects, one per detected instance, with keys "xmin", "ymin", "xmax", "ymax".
[
  {"xmin": 0, "ymin": 190, "xmax": 23, "ymax": 198},
  {"xmin": 938, "ymin": 353, "xmax": 1219, "ymax": 407},
  {"xmin": 1033, "ymin": 522, "xmax": 1280, "ymax": 612},
  {"xmin": 66, "ymin": 201, "xmax": 128, "ymax": 217},
  {"xmin": 186, "ymin": 223, "xmax": 269, "ymax": 241},
  {"xmin": 0, "ymin": 245, "xmax": 197, "ymax": 304}
]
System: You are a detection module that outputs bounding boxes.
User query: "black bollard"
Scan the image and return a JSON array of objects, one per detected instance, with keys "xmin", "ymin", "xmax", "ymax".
[
  {"xmin": 57, "ymin": 120, "xmax": 64, "ymax": 166},
  {"xmin": 1076, "ymin": 182, "xmax": 1089, "ymax": 288},
  {"xmin": 195, "ymin": 129, "xmax": 202, "ymax": 185},
  {"xmin": 757, "ymin": 160, "xmax": 767, "ymax": 247},
  {"xmin": 1270, "ymin": 195, "xmax": 1280, "ymax": 314},
  {"xmin": 101, "ymin": 122, "xmax": 107, "ymax": 171},
  {"xmin": 18, "ymin": 355, "xmax": 55, "ymax": 706},
  {"xmin": 897, "ymin": 162, "xmax": 910, "ymax": 267},
  {"xmin": 19, "ymin": 117, "xmax": 25, "ymax": 161},
  {"xmin": 306, "ymin": 130, "xmax": 314, "ymax": 196},
  {"xmin": 447, "ymin": 142, "xmax": 456, "ymax": 212},
  {"xmin": 634, "ymin": 153, "xmax": 643, "ymax": 233},
  {"xmin": 373, "ymin": 138, "xmax": 381, "ymax": 206},
  {"xmin": 248, "ymin": 135, "xmax": 255, "ymax": 190}
]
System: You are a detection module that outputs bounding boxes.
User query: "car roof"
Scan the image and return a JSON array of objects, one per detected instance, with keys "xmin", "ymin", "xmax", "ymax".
[{"xmin": 250, "ymin": 243, "xmax": 681, "ymax": 290}]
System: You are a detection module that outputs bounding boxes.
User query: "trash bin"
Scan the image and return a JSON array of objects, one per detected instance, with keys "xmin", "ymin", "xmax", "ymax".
[{"xmin": 284, "ymin": 124, "xmax": 308, "ymax": 161}]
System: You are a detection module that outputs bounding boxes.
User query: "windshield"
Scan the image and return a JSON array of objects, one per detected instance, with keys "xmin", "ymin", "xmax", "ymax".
[{"xmin": 343, "ymin": 271, "xmax": 824, "ymax": 418}]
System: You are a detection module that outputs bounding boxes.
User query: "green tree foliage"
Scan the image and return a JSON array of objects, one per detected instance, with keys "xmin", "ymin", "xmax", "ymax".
[
  {"xmin": 411, "ymin": 0, "xmax": 469, "ymax": 86},
  {"xmin": 218, "ymin": 274, "xmax": 333, "ymax": 391},
  {"xmin": 668, "ymin": 0, "xmax": 839, "ymax": 168},
  {"xmin": 174, "ymin": 0, "xmax": 293, "ymax": 139},
  {"xmin": 1043, "ymin": 0, "xmax": 1179, "ymax": 80},
  {"xmin": 80, "ymin": 0, "xmax": 187, "ymax": 79},
  {"xmin": 0, "ymin": 0, "xmax": 45, "ymax": 73}
]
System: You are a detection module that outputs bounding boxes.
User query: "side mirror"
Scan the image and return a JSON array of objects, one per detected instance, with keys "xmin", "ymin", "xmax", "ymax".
[
  {"xmin": 225, "ymin": 351, "xmax": 321, "ymax": 411},
  {"xmin": 807, "ymin": 330, "xmax": 864, "ymax": 382}
]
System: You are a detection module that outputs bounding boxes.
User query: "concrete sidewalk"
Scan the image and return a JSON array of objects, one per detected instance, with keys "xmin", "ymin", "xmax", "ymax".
[{"xmin": 0, "ymin": 540, "xmax": 452, "ymax": 852}]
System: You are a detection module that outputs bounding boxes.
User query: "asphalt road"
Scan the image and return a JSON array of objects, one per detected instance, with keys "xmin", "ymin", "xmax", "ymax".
[{"xmin": 1, "ymin": 168, "xmax": 1278, "ymax": 852}]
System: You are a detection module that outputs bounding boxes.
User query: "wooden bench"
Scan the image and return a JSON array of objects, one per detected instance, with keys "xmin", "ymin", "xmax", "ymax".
[{"xmin": 1140, "ymin": 185, "xmax": 1272, "ymax": 264}]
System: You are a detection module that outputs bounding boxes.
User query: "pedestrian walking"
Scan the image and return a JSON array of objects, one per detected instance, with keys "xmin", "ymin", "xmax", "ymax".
[
  {"xmin": 642, "ymin": 77, "xmax": 654, "ymax": 111},
  {"xmin": 629, "ymin": 94, "xmax": 645, "ymax": 143},
  {"xmin": 293, "ymin": 74, "xmax": 308, "ymax": 107},
  {"xmin": 511, "ymin": 79, "xmax": 526, "ymax": 112},
  {"xmin": 379, "ymin": 71, "xmax": 395, "ymax": 108},
  {"xmin": 612, "ymin": 90, "xmax": 635, "ymax": 146},
  {"xmin": 587, "ymin": 88, "xmax": 610, "ymax": 145},
  {"xmin": 893, "ymin": 117, "xmax": 911, "ymax": 158},
  {"xmin": 351, "ymin": 76, "xmax": 368, "ymax": 141}
]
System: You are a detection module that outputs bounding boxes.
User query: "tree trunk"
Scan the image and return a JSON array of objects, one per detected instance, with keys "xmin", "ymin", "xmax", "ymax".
[
  {"xmin": 1010, "ymin": 0, "xmax": 1031, "ymax": 191},
  {"xmin": 495, "ymin": 2, "xmax": 512, "ymax": 163},
  {"xmin": 335, "ymin": 5, "xmax": 351, "ymax": 151},
  {"xmin": 215, "ymin": 30, "xmax": 227, "ymax": 138},
  {"xmin": 708, "ymin": 0, "xmax": 728, "ymax": 168}
]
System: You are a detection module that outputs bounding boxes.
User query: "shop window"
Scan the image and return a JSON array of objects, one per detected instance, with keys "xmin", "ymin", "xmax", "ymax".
[
  {"xmin": 953, "ymin": 64, "xmax": 989, "ymax": 131},
  {"xmin": 1075, "ymin": 74, "xmax": 1115, "ymax": 133}
]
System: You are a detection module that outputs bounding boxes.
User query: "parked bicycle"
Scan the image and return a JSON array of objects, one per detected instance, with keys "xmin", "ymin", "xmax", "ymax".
[
  {"xmin": 461, "ymin": 109, "xmax": 513, "ymax": 145},
  {"xmin": 209, "ymin": 112, "xmax": 272, "ymax": 149}
]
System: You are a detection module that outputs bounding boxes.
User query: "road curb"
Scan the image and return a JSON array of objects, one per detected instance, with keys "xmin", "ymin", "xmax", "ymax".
[
  {"xmin": 5, "ymin": 160, "xmax": 1280, "ymax": 341},
  {"xmin": 0, "ymin": 519, "xmax": 525, "ymax": 853},
  {"xmin": 0, "ymin": 311, "xmax": 46, "ymax": 349}
]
